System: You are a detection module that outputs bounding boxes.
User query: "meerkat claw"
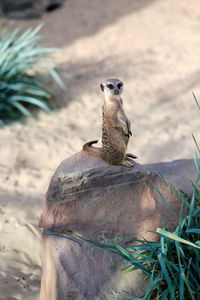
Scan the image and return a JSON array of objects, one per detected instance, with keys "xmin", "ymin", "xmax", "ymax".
[
  {"xmin": 120, "ymin": 159, "xmax": 134, "ymax": 168},
  {"xmin": 124, "ymin": 157, "xmax": 135, "ymax": 164}
]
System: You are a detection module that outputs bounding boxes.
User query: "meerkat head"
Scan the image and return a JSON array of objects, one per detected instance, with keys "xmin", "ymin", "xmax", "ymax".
[{"xmin": 100, "ymin": 79, "xmax": 123, "ymax": 99}]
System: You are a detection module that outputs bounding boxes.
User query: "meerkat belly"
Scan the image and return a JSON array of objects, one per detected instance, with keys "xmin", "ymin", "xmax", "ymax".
[{"xmin": 102, "ymin": 123, "xmax": 126, "ymax": 164}]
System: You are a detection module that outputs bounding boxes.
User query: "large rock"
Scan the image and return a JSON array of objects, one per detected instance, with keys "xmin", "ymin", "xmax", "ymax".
[
  {"xmin": 39, "ymin": 153, "xmax": 197, "ymax": 300},
  {"xmin": 39, "ymin": 152, "xmax": 185, "ymax": 241}
]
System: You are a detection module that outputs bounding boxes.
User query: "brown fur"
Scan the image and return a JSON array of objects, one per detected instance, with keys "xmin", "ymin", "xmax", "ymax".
[{"xmin": 83, "ymin": 80, "xmax": 136, "ymax": 167}]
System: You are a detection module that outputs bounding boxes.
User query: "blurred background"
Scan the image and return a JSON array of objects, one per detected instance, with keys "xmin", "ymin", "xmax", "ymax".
[{"xmin": 0, "ymin": 1, "xmax": 200, "ymax": 299}]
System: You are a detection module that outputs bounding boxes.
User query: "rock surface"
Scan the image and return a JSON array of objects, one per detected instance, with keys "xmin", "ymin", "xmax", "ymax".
[
  {"xmin": 145, "ymin": 158, "xmax": 198, "ymax": 197},
  {"xmin": 39, "ymin": 153, "xmax": 198, "ymax": 300},
  {"xmin": 39, "ymin": 151, "xmax": 184, "ymax": 242},
  {"xmin": 41, "ymin": 231, "xmax": 149, "ymax": 300}
]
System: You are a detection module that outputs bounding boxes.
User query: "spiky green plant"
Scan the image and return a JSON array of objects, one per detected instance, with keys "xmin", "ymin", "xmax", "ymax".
[{"xmin": 0, "ymin": 25, "xmax": 65, "ymax": 122}]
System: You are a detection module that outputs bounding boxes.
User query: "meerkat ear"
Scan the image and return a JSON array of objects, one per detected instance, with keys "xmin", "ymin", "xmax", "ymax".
[{"xmin": 100, "ymin": 83, "xmax": 104, "ymax": 91}]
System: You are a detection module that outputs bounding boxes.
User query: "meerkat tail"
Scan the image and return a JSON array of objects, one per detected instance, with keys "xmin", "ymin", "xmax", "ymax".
[
  {"xmin": 83, "ymin": 140, "xmax": 98, "ymax": 149},
  {"xmin": 82, "ymin": 140, "xmax": 102, "ymax": 158}
]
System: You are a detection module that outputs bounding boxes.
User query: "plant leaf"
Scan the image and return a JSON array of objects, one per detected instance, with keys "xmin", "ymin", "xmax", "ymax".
[
  {"xmin": 156, "ymin": 228, "xmax": 200, "ymax": 249},
  {"xmin": 192, "ymin": 91, "xmax": 200, "ymax": 111},
  {"xmin": 152, "ymin": 183, "xmax": 178, "ymax": 218}
]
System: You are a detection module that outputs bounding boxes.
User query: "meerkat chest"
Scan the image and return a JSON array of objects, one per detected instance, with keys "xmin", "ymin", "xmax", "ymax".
[{"xmin": 102, "ymin": 103, "xmax": 120, "ymax": 124}]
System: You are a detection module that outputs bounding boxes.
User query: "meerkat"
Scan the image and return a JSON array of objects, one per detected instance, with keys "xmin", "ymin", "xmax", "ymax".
[{"xmin": 83, "ymin": 78, "xmax": 137, "ymax": 167}]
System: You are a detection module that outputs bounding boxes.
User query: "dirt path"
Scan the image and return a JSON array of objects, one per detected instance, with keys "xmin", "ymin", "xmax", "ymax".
[{"xmin": 0, "ymin": 1, "xmax": 200, "ymax": 299}]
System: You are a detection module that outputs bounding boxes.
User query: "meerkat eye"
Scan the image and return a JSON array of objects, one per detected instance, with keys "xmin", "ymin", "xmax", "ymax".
[
  {"xmin": 117, "ymin": 83, "xmax": 123, "ymax": 89},
  {"xmin": 107, "ymin": 84, "xmax": 114, "ymax": 90}
]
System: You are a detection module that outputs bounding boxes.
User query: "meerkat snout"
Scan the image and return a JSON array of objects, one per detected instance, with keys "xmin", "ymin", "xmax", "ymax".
[
  {"xmin": 113, "ymin": 89, "xmax": 119, "ymax": 95},
  {"xmin": 100, "ymin": 78, "xmax": 123, "ymax": 97}
]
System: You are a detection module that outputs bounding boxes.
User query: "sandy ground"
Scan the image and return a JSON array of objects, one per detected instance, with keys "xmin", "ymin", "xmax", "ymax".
[{"xmin": 0, "ymin": 1, "xmax": 200, "ymax": 299}]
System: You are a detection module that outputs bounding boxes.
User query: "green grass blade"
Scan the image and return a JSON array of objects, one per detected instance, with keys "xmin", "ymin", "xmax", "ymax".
[
  {"xmin": 48, "ymin": 67, "xmax": 66, "ymax": 90},
  {"xmin": 152, "ymin": 183, "xmax": 178, "ymax": 218},
  {"xmin": 156, "ymin": 228, "xmax": 200, "ymax": 249},
  {"xmin": 192, "ymin": 150, "xmax": 200, "ymax": 174},
  {"xmin": 179, "ymin": 271, "xmax": 184, "ymax": 300},
  {"xmin": 186, "ymin": 228, "xmax": 200, "ymax": 234},
  {"xmin": 104, "ymin": 239, "xmax": 151, "ymax": 275},
  {"xmin": 8, "ymin": 100, "xmax": 32, "ymax": 117},
  {"xmin": 178, "ymin": 203, "xmax": 184, "ymax": 236},
  {"xmin": 189, "ymin": 179, "xmax": 200, "ymax": 202},
  {"xmin": 187, "ymin": 190, "xmax": 196, "ymax": 229},
  {"xmin": 9, "ymin": 95, "xmax": 51, "ymax": 113},
  {"xmin": 160, "ymin": 236, "xmax": 166, "ymax": 255},
  {"xmin": 158, "ymin": 172, "xmax": 190, "ymax": 208},
  {"xmin": 181, "ymin": 271, "xmax": 196, "ymax": 300},
  {"xmin": 192, "ymin": 91, "xmax": 200, "ymax": 111},
  {"xmin": 63, "ymin": 233, "xmax": 119, "ymax": 254},
  {"xmin": 192, "ymin": 134, "xmax": 200, "ymax": 154},
  {"xmin": 157, "ymin": 253, "xmax": 176, "ymax": 300}
]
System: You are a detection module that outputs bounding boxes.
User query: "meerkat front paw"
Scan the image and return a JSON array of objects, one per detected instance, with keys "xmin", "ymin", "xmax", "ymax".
[
  {"xmin": 124, "ymin": 133, "xmax": 130, "ymax": 137},
  {"xmin": 124, "ymin": 130, "xmax": 132, "ymax": 138}
]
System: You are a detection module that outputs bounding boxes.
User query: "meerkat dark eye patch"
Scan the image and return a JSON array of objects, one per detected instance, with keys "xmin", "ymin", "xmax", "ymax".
[
  {"xmin": 107, "ymin": 84, "xmax": 114, "ymax": 90},
  {"xmin": 117, "ymin": 83, "xmax": 123, "ymax": 89}
]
